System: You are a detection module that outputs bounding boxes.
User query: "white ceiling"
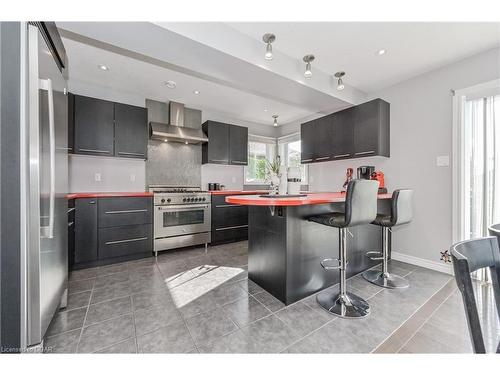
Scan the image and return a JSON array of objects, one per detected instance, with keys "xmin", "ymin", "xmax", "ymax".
[
  {"xmin": 226, "ymin": 22, "xmax": 500, "ymax": 92},
  {"xmin": 63, "ymin": 37, "xmax": 312, "ymax": 125}
]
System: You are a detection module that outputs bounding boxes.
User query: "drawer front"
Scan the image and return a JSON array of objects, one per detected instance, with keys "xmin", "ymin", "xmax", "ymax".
[
  {"xmin": 98, "ymin": 224, "xmax": 152, "ymax": 259},
  {"xmin": 212, "ymin": 204, "xmax": 248, "ymax": 228},
  {"xmin": 212, "ymin": 225, "xmax": 248, "ymax": 245},
  {"xmin": 98, "ymin": 197, "xmax": 152, "ymax": 227},
  {"xmin": 211, "ymin": 194, "xmax": 231, "ymax": 206}
]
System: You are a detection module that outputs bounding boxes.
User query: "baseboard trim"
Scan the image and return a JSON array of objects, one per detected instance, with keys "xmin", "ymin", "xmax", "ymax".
[{"xmin": 392, "ymin": 251, "xmax": 453, "ymax": 275}]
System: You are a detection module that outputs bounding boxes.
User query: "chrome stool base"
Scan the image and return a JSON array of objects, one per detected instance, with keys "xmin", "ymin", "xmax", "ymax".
[
  {"xmin": 362, "ymin": 269, "xmax": 409, "ymax": 289},
  {"xmin": 317, "ymin": 291, "xmax": 370, "ymax": 318}
]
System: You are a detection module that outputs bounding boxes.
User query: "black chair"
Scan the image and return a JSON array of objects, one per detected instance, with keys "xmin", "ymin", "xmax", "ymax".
[
  {"xmin": 308, "ymin": 179, "xmax": 379, "ymax": 318},
  {"xmin": 450, "ymin": 237, "xmax": 500, "ymax": 353},
  {"xmin": 363, "ymin": 189, "xmax": 413, "ymax": 288}
]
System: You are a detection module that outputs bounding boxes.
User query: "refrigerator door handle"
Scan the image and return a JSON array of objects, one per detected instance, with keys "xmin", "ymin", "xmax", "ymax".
[{"xmin": 39, "ymin": 78, "xmax": 55, "ymax": 239}]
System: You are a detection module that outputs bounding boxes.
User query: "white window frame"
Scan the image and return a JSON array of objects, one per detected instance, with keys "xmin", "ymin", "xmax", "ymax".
[
  {"xmin": 278, "ymin": 132, "xmax": 308, "ymax": 184},
  {"xmin": 452, "ymin": 78, "xmax": 500, "ymax": 244},
  {"xmin": 244, "ymin": 134, "xmax": 277, "ymax": 185}
]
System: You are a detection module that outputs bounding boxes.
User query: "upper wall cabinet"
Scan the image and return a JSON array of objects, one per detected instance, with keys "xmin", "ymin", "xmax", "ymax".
[
  {"xmin": 202, "ymin": 121, "xmax": 248, "ymax": 165},
  {"xmin": 72, "ymin": 94, "xmax": 148, "ymax": 159},
  {"xmin": 114, "ymin": 103, "xmax": 148, "ymax": 159},
  {"xmin": 300, "ymin": 98, "xmax": 389, "ymax": 164}
]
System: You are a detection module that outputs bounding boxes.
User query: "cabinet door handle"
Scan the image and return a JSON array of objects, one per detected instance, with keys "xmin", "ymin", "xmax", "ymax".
[
  {"xmin": 105, "ymin": 237, "xmax": 148, "ymax": 245},
  {"xmin": 215, "ymin": 204, "xmax": 243, "ymax": 208},
  {"xmin": 89, "ymin": 200, "xmax": 96, "ymax": 204},
  {"xmin": 118, "ymin": 151, "xmax": 145, "ymax": 157},
  {"xmin": 301, "ymin": 158, "xmax": 313, "ymax": 162},
  {"xmin": 105, "ymin": 209, "xmax": 148, "ymax": 214},
  {"xmin": 215, "ymin": 224, "xmax": 248, "ymax": 231},
  {"xmin": 315, "ymin": 156, "xmax": 330, "ymax": 161},
  {"xmin": 210, "ymin": 159, "xmax": 228, "ymax": 162},
  {"xmin": 334, "ymin": 153, "xmax": 351, "ymax": 158},
  {"xmin": 231, "ymin": 160, "xmax": 246, "ymax": 164},
  {"xmin": 78, "ymin": 148, "xmax": 111, "ymax": 154},
  {"xmin": 67, "ymin": 207, "xmax": 76, "ymax": 213},
  {"xmin": 68, "ymin": 221, "xmax": 74, "ymax": 227},
  {"xmin": 354, "ymin": 151, "xmax": 375, "ymax": 156}
]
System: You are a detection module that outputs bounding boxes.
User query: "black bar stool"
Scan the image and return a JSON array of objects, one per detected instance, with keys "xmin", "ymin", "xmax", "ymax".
[
  {"xmin": 363, "ymin": 189, "xmax": 413, "ymax": 289},
  {"xmin": 308, "ymin": 179, "xmax": 379, "ymax": 318}
]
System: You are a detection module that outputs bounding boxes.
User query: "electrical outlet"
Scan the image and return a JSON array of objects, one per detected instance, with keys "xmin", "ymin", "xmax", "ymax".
[
  {"xmin": 130, "ymin": 174, "xmax": 136, "ymax": 182},
  {"xmin": 94, "ymin": 173, "xmax": 101, "ymax": 182},
  {"xmin": 436, "ymin": 155, "xmax": 450, "ymax": 167}
]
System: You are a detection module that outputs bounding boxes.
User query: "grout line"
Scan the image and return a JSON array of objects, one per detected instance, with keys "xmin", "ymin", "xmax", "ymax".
[{"xmin": 75, "ymin": 282, "xmax": 94, "ymax": 353}]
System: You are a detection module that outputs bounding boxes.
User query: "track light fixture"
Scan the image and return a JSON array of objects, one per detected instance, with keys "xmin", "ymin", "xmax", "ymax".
[
  {"xmin": 303, "ymin": 55, "xmax": 315, "ymax": 78},
  {"xmin": 262, "ymin": 33, "xmax": 276, "ymax": 60},
  {"xmin": 335, "ymin": 71, "xmax": 345, "ymax": 91},
  {"xmin": 272, "ymin": 115, "xmax": 279, "ymax": 127}
]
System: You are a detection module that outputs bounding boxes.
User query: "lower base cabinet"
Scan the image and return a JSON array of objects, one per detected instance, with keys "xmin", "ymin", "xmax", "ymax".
[{"xmin": 70, "ymin": 197, "xmax": 153, "ymax": 270}]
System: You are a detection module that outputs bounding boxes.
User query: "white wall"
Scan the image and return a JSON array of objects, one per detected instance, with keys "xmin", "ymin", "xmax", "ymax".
[{"xmin": 306, "ymin": 47, "xmax": 500, "ymax": 266}]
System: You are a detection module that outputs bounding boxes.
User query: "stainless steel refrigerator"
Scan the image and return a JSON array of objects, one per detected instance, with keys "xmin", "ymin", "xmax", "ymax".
[{"xmin": 23, "ymin": 22, "xmax": 69, "ymax": 349}]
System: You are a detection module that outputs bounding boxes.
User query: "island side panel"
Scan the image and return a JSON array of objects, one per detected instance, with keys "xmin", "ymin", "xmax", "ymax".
[{"xmin": 248, "ymin": 205, "xmax": 287, "ymax": 303}]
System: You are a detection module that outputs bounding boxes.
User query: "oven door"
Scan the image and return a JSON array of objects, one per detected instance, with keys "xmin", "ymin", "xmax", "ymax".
[{"xmin": 154, "ymin": 203, "xmax": 211, "ymax": 238}]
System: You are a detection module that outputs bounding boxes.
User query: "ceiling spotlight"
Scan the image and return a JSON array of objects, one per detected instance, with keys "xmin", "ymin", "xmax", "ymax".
[
  {"xmin": 185, "ymin": 141, "xmax": 189, "ymax": 145},
  {"xmin": 193, "ymin": 90, "xmax": 200, "ymax": 95},
  {"xmin": 272, "ymin": 115, "xmax": 279, "ymax": 127},
  {"xmin": 303, "ymin": 55, "xmax": 315, "ymax": 78},
  {"xmin": 334, "ymin": 71, "xmax": 345, "ymax": 91},
  {"xmin": 164, "ymin": 139, "xmax": 168, "ymax": 143},
  {"xmin": 263, "ymin": 108, "xmax": 268, "ymax": 112},
  {"xmin": 98, "ymin": 64, "xmax": 109, "ymax": 71},
  {"xmin": 376, "ymin": 49, "xmax": 387, "ymax": 56},
  {"xmin": 164, "ymin": 80, "xmax": 177, "ymax": 89},
  {"xmin": 262, "ymin": 33, "xmax": 276, "ymax": 60}
]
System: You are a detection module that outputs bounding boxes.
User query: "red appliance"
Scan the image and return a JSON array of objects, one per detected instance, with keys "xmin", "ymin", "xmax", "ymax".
[{"xmin": 370, "ymin": 171, "xmax": 385, "ymax": 189}]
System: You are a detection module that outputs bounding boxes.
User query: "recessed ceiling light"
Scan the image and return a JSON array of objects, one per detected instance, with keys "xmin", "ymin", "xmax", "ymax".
[
  {"xmin": 164, "ymin": 80, "xmax": 177, "ymax": 89},
  {"xmin": 303, "ymin": 55, "xmax": 315, "ymax": 78},
  {"xmin": 334, "ymin": 71, "xmax": 345, "ymax": 91},
  {"xmin": 98, "ymin": 64, "xmax": 109, "ymax": 71},
  {"xmin": 272, "ymin": 115, "xmax": 279, "ymax": 127},
  {"xmin": 185, "ymin": 141, "xmax": 189, "ymax": 145},
  {"xmin": 263, "ymin": 108, "xmax": 268, "ymax": 112},
  {"xmin": 193, "ymin": 90, "xmax": 200, "ymax": 95},
  {"xmin": 262, "ymin": 33, "xmax": 276, "ymax": 60},
  {"xmin": 376, "ymin": 49, "xmax": 387, "ymax": 56},
  {"xmin": 164, "ymin": 139, "xmax": 168, "ymax": 143}
]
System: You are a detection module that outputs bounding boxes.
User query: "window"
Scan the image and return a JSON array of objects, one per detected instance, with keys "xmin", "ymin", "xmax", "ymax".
[
  {"xmin": 244, "ymin": 136, "xmax": 276, "ymax": 184},
  {"xmin": 279, "ymin": 135, "xmax": 308, "ymax": 184}
]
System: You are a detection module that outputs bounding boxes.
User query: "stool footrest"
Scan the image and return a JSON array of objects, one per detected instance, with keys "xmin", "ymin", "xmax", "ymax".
[
  {"xmin": 366, "ymin": 251, "xmax": 383, "ymax": 261},
  {"xmin": 320, "ymin": 258, "xmax": 342, "ymax": 270}
]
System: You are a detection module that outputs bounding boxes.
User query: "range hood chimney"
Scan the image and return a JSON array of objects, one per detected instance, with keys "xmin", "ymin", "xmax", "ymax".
[{"xmin": 150, "ymin": 101, "xmax": 208, "ymax": 144}]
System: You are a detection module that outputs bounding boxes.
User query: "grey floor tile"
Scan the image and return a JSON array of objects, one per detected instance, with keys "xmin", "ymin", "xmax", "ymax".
[
  {"xmin": 221, "ymin": 265, "xmax": 247, "ymax": 283},
  {"xmin": 96, "ymin": 338, "xmax": 137, "ymax": 353},
  {"xmin": 69, "ymin": 268, "xmax": 99, "ymax": 282},
  {"xmin": 275, "ymin": 301, "xmax": 330, "ymax": 337},
  {"xmin": 136, "ymin": 321, "xmax": 196, "ymax": 353},
  {"xmin": 134, "ymin": 305, "xmax": 183, "ymax": 336},
  {"xmin": 69, "ymin": 278, "xmax": 95, "ymax": 294},
  {"xmin": 46, "ymin": 307, "xmax": 87, "ymax": 336},
  {"xmin": 253, "ymin": 290, "xmax": 285, "ymax": 312},
  {"xmin": 93, "ymin": 271, "xmax": 130, "ymax": 289},
  {"xmin": 91, "ymin": 281, "xmax": 132, "ymax": 305},
  {"xmin": 98, "ymin": 263, "xmax": 129, "ymax": 277},
  {"xmin": 78, "ymin": 314, "xmax": 135, "ymax": 353},
  {"xmin": 185, "ymin": 308, "xmax": 238, "ymax": 346},
  {"xmin": 173, "ymin": 289, "xmax": 220, "ymax": 319},
  {"xmin": 346, "ymin": 274, "xmax": 384, "ymax": 300},
  {"xmin": 128, "ymin": 275, "xmax": 166, "ymax": 295},
  {"xmin": 237, "ymin": 279, "xmax": 265, "ymax": 295},
  {"xmin": 157, "ymin": 258, "xmax": 190, "ymax": 278},
  {"xmin": 211, "ymin": 282, "xmax": 248, "ymax": 306},
  {"xmin": 132, "ymin": 290, "xmax": 174, "ymax": 312},
  {"xmin": 44, "ymin": 329, "xmax": 81, "ymax": 353},
  {"xmin": 202, "ymin": 315, "xmax": 298, "ymax": 353},
  {"xmin": 300, "ymin": 293, "xmax": 337, "ymax": 322},
  {"xmin": 66, "ymin": 291, "xmax": 91, "ymax": 310},
  {"xmin": 165, "ymin": 269, "xmax": 197, "ymax": 289},
  {"xmin": 85, "ymin": 296, "xmax": 132, "ymax": 326},
  {"xmin": 223, "ymin": 295, "xmax": 272, "ymax": 328},
  {"xmin": 126, "ymin": 257, "xmax": 157, "ymax": 270}
]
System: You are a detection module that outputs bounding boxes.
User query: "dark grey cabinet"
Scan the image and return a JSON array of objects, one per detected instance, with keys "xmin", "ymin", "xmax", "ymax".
[
  {"xmin": 300, "ymin": 98, "xmax": 390, "ymax": 163},
  {"xmin": 74, "ymin": 198, "xmax": 98, "ymax": 264},
  {"xmin": 72, "ymin": 94, "xmax": 148, "ymax": 159},
  {"xmin": 211, "ymin": 194, "xmax": 249, "ymax": 245},
  {"xmin": 114, "ymin": 103, "xmax": 148, "ymax": 159},
  {"xmin": 229, "ymin": 125, "xmax": 248, "ymax": 165},
  {"xmin": 202, "ymin": 121, "xmax": 248, "ymax": 165},
  {"xmin": 67, "ymin": 92, "xmax": 74, "ymax": 153},
  {"xmin": 74, "ymin": 95, "xmax": 115, "ymax": 156},
  {"xmin": 71, "ymin": 196, "xmax": 153, "ymax": 269}
]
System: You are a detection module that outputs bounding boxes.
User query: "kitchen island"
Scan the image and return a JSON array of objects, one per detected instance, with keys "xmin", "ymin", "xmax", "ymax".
[{"xmin": 226, "ymin": 192, "xmax": 392, "ymax": 305}]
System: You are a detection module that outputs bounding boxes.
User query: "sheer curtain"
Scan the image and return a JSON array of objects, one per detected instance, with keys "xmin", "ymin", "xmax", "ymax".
[{"xmin": 463, "ymin": 94, "xmax": 500, "ymax": 240}]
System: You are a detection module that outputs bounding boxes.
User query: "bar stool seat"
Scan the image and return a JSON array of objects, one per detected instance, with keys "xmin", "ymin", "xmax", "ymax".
[
  {"xmin": 307, "ymin": 179, "xmax": 379, "ymax": 319},
  {"xmin": 363, "ymin": 189, "xmax": 413, "ymax": 289}
]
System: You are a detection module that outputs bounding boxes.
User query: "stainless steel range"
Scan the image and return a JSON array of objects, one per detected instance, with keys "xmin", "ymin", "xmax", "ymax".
[{"xmin": 149, "ymin": 185, "xmax": 211, "ymax": 256}]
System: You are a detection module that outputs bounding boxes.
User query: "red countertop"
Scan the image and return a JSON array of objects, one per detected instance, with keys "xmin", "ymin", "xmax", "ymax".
[
  {"xmin": 225, "ymin": 192, "xmax": 392, "ymax": 206},
  {"xmin": 67, "ymin": 192, "xmax": 153, "ymax": 199},
  {"xmin": 209, "ymin": 190, "xmax": 269, "ymax": 195}
]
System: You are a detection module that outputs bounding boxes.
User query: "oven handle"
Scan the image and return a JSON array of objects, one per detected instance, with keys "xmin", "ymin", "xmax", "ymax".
[{"xmin": 156, "ymin": 204, "xmax": 209, "ymax": 211}]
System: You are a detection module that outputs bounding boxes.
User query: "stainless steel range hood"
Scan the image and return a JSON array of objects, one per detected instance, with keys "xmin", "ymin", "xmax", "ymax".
[{"xmin": 149, "ymin": 101, "xmax": 208, "ymax": 144}]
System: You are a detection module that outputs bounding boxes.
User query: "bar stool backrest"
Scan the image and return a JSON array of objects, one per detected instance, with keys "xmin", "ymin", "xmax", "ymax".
[
  {"xmin": 344, "ymin": 179, "xmax": 379, "ymax": 227},
  {"xmin": 391, "ymin": 189, "xmax": 413, "ymax": 226},
  {"xmin": 450, "ymin": 237, "xmax": 500, "ymax": 353}
]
